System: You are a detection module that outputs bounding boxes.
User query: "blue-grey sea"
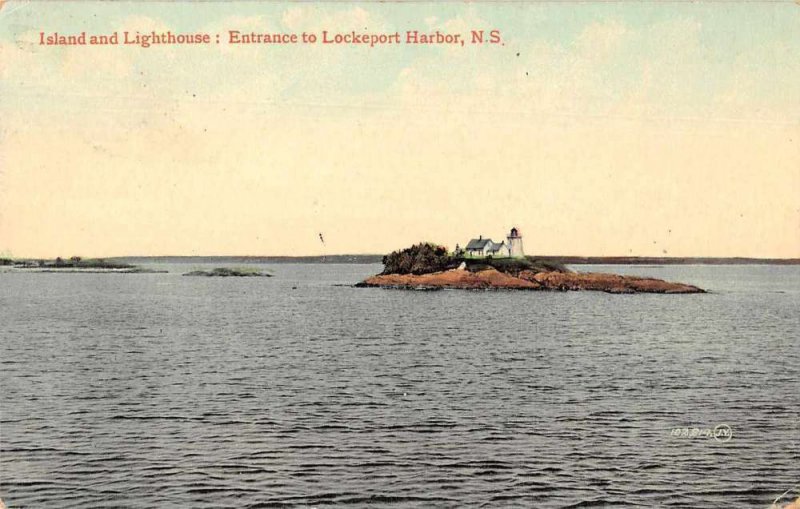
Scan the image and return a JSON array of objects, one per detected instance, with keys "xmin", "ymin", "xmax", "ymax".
[{"xmin": 1, "ymin": 264, "xmax": 798, "ymax": 508}]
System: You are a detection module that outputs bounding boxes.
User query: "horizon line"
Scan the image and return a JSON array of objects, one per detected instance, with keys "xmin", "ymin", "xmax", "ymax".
[{"xmin": 5, "ymin": 254, "xmax": 800, "ymax": 264}]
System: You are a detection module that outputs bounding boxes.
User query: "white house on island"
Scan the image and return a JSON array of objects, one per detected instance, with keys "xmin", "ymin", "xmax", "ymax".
[{"xmin": 460, "ymin": 227, "xmax": 525, "ymax": 258}]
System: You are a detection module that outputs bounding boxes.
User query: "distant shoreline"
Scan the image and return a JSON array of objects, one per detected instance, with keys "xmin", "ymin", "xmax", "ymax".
[
  {"xmin": 4, "ymin": 255, "xmax": 798, "ymax": 266},
  {"xmin": 102, "ymin": 255, "xmax": 800, "ymax": 265}
]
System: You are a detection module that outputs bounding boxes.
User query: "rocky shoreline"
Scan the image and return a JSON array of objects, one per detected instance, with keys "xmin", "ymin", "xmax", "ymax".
[{"xmin": 357, "ymin": 267, "xmax": 704, "ymax": 294}]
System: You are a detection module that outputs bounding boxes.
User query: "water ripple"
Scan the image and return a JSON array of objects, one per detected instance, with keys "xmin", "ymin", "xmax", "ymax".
[{"xmin": 1, "ymin": 264, "xmax": 799, "ymax": 507}]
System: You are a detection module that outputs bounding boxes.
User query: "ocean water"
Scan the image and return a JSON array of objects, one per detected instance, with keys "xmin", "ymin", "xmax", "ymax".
[{"xmin": 1, "ymin": 264, "xmax": 798, "ymax": 508}]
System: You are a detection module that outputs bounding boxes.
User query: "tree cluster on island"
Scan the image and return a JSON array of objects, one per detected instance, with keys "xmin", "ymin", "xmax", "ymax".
[{"xmin": 380, "ymin": 242, "xmax": 568, "ymax": 276}]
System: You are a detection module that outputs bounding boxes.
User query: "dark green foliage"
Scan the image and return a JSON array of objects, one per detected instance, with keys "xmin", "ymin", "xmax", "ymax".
[
  {"xmin": 529, "ymin": 259, "xmax": 570, "ymax": 273},
  {"xmin": 465, "ymin": 256, "xmax": 568, "ymax": 275},
  {"xmin": 381, "ymin": 243, "xmax": 456, "ymax": 275}
]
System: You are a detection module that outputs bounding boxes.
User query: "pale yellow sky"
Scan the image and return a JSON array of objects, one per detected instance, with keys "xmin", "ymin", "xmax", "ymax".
[{"xmin": 1, "ymin": 2, "xmax": 798, "ymax": 258}]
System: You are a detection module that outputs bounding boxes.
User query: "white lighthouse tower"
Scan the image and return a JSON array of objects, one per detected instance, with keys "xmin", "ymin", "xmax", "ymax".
[{"xmin": 507, "ymin": 227, "xmax": 524, "ymax": 258}]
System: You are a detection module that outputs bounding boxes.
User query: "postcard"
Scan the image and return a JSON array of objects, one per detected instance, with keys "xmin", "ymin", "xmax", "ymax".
[{"xmin": 1, "ymin": 1, "xmax": 798, "ymax": 507}]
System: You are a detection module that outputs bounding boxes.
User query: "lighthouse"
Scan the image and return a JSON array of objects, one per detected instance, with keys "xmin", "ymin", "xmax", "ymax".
[{"xmin": 507, "ymin": 227, "xmax": 524, "ymax": 258}]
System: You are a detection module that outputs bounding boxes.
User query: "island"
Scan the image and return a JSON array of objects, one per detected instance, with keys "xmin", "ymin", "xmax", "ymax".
[
  {"xmin": 356, "ymin": 239, "xmax": 704, "ymax": 294},
  {"xmin": 183, "ymin": 267, "xmax": 272, "ymax": 277},
  {"xmin": 0, "ymin": 256, "xmax": 165, "ymax": 273}
]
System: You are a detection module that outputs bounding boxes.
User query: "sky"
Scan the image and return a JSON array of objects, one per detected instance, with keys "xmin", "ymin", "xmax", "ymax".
[{"xmin": 1, "ymin": 1, "xmax": 798, "ymax": 258}]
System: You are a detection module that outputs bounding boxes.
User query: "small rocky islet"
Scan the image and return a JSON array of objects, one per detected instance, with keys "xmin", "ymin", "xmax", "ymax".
[
  {"xmin": 356, "ymin": 242, "xmax": 704, "ymax": 294},
  {"xmin": 182, "ymin": 267, "xmax": 272, "ymax": 277}
]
